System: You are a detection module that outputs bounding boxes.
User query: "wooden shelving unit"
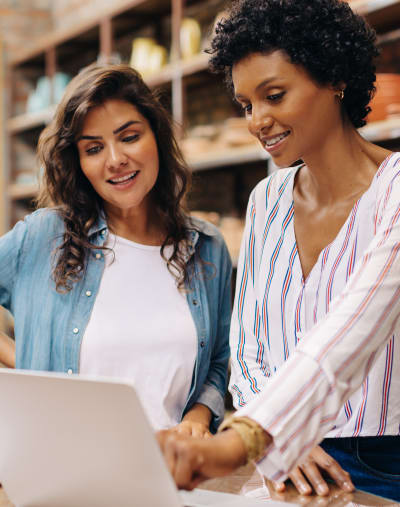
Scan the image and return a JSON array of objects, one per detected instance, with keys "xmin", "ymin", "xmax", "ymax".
[{"xmin": 3, "ymin": 0, "xmax": 400, "ymax": 257}]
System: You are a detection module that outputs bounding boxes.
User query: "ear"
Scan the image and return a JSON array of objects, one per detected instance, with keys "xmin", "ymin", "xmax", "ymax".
[{"xmin": 330, "ymin": 82, "xmax": 347, "ymax": 94}]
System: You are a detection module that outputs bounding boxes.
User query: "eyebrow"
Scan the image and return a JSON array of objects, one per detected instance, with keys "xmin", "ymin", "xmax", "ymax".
[
  {"xmin": 235, "ymin": 77, "xmax": 279, "ymax": 100},
  {"xmin": 76, "ymin": 120, "xmax": 142, "ymax": 142}
]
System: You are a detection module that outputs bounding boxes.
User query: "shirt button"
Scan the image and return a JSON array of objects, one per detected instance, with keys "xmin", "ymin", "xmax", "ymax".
[
  {"xmin": 200, "ymin": 341, "xmax": 205, "ymax": 348},
  {"xmin": 101, "ymin": 229, "xmax": 106, "ymax": 236},
  {"xmin": 67, "ymin": 369, "xmax": 73, "ymax": 375},
  {"xmin": 73, "ymin": 327, "xmax": 79, "ymax": 334},
  {"xmin": 86, "ymin": 290, "xmax": 92, "ymax": 297},
  {"xmin": 192, "ymin": 299, "xmax": 198, "ymax": 306},
  {"xmin": 95, "ymin": 253, "xmax": 102, "ymax": 259}
]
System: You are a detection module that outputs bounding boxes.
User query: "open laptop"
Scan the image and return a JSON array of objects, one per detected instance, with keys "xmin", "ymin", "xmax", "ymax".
[{"xmin": 0, "ymin": 369, "xmax": 294, "ymax": 507}]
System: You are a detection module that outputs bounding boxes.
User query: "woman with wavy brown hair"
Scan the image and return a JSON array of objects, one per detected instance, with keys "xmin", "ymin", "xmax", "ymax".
[{"xmin": 0, "ymin": 64, "xmax": 232, "ymax": 436}]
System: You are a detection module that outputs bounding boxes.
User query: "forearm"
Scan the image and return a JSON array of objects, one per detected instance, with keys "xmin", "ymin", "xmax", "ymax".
[{"xmin": 0, "ymin": 332, "xmax": 15, "ymax": 368}]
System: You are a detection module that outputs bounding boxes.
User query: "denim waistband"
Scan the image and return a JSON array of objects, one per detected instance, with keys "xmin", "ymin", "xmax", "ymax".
[{"xmin": 322, "ymin": 435, "xmax": 400, "ymax": 452}]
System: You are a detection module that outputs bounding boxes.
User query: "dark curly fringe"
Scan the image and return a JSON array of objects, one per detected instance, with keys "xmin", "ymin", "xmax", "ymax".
[
  {"xmin": 37, "ymin": 64, "xmax": 191, "ymax": 293},
  {"xmin": 208, "ymin": 0, "xmax": 379, "ymax": 128}
]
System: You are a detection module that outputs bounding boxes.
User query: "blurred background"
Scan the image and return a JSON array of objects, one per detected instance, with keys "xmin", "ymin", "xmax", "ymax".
[{"xmin": 0, "ymin": 0, "xmax": 400, "ymax": 335}]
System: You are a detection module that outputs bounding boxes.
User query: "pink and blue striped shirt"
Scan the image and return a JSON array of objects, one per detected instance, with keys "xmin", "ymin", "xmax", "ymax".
[{"xmin": 230, "ymin": 153, "xmax": 400, "ymax": 480}]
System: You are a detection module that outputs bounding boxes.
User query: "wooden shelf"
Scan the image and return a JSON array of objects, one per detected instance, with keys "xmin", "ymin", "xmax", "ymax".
[
  {"xmin": 352, "ymin": 0, "xmax": 400, "ymax": 31},
  {"xmin": 360, "ymin": 117, "xmax": 400, "ymax": 141},
  {"xmin": 9, "ymin": 0, "xmax": 167, "ymax": 67},
  {"xmin": 7, "ymin": 107, "xmax": 56, "ymax": 134},
  {"xmin": 7, "ymin": 54, "xmax": 209, "ymax": 132},
  {"xmin": 8, "ymin": 183, "xmax": 38, "ymax": 200},
  {"xmin": 187, "ymin": 144, "xmax": 269, "ymax": 172}
]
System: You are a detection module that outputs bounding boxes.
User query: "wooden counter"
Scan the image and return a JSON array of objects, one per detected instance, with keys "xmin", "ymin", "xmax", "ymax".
[{"xmin": 1, "ymin": 463, "xmax": 397, "ymax": 506}]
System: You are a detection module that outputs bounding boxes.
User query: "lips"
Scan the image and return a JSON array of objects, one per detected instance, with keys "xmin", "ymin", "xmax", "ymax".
[
  {"xmin": 261, "ymin": 130, "xmax": 290, "ymax": 148},
  {"xmin": 107, "ymin": 171, "xmax": 138, "ymax": 185}
]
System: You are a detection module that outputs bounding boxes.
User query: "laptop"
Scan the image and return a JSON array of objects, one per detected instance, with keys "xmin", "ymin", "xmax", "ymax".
[{"xmin": 0, "ymin": 369, "xmax": 294, "ymax": 507}]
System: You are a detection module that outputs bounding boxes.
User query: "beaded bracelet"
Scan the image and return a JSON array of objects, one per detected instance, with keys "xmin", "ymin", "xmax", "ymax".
[{"xmin": 218, "ymin": 416, "xmax": 270, "ymax": 463}]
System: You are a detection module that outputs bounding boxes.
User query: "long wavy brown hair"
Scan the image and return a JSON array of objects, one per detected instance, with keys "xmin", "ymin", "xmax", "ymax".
[{"xmin": 37, "ymin": 64, "xmax": 191, "ymax": 292}]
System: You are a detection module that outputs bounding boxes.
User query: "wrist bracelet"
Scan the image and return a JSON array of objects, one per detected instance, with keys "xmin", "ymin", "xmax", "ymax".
[{"xmin": 218, "ymin": 416, "xmax": 270, "ymax": 463}]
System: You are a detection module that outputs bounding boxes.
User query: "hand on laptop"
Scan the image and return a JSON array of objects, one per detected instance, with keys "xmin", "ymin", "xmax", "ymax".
[
  {"xmin": 271, "ymin": 445, "xmax": 354, "ymax": 496},
  {"xmin": 173, "ymin": 420, "xmax": 212, "ymax": 439},
  {"xmin": 157, "ymin": 428, "xmax": 249, "ymax": 490},
  {"xmin": 173, "ymin": 403, "xmax": 212, "ymax": 438}
]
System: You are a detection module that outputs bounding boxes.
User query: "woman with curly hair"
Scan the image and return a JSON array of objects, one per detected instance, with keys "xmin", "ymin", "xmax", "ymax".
[
  {"xmin": 158, "ymin": 0, "xmax": 400, "ymax": 500},
  {"xmin": 0, "ymin": 64, "xmax": 232, "ymax": 437}
]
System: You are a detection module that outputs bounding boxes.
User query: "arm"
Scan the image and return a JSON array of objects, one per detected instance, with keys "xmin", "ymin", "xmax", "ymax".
[
  {"xmin": 237, "ymin": 164, "xmax": 400, "ymax": 481},
  {"xmin": 195, "ymin": 238, "xmax": 232, "ymax": 433},
  {"xmin": 229, "ymin": 190, "xmax": 270, "ymax": 408}
]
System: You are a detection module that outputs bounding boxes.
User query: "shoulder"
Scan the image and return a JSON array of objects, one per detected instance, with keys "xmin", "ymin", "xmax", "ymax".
[
  {"xmin": 186, "ymin": 216, "xmax": 231, "ymax": 266},
  {"xmin": 375, "ymin": 152, "xmax": 400, "ymax": 186},
  {"xmin": 186, "ymin": 215, "xmax": 224, "ymax": 242},
  {"xmin": 22, "ymin": 208, "xmax": 65, "ymax": 234},
  {"xmin": 249, "ymin": 165, "xmax": 297, "ymax": 210}
]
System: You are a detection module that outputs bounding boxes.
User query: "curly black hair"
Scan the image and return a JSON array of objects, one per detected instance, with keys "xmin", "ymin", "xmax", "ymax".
[{"xmin": 209, "ymin": 0, "xmax": 379, "ymax": 128}]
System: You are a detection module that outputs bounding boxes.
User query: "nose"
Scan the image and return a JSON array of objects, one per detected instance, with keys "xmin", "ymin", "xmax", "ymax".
[
  {"xmin": 106, "ymin": 143, "xmax": 128, "ymax": 171},
  {"xmin": 248, "ymin": 104, "xmax": 274, "ymax": 138}
]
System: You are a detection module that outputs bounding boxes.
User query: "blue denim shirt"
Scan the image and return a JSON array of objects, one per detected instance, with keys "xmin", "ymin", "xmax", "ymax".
[{"xmin": 0, "ymin": 209, "xmax": 232, "ymax": 432}]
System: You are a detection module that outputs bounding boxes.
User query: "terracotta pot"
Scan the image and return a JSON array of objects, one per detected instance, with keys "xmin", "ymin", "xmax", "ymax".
[{"xmin": 368, "ymin": 73, "xmax": 400, "ymax": 123}]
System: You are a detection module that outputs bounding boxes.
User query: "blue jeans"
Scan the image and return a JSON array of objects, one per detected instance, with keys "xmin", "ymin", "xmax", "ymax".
[{"xmin": 320, "ymin": 436, "xmax": 400, "ymax": 502}]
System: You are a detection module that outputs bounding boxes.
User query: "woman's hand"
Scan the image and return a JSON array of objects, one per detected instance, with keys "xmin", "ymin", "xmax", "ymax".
[
  {"xmin": 172, "ymin": 420, "xmax": 211, "ymax": 439},
  {"xmin": 157, "ymin": 428, "xmax": 249, "ymax": 490},
  {"xmin": 272, "ymin": 446, "xmax": 354, "ymax": 496},
  {"xmin": 173, "ymin": 403, "xmax": 212, "ymax": 439},
  {"xmin": 0, "ymin": 332, "xmax": 15, "ymax": 368}
]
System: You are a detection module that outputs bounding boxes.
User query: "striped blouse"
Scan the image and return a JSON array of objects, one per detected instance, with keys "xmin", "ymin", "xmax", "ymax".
[{"xmin": 230, "ymin": 153, "xmax": 400, "ymax": 480}]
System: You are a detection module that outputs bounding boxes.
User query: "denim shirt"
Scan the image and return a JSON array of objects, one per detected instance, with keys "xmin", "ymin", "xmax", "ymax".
[{"xmin": 0, "ymin": 209, "xmax": 232, "ymax": 432}]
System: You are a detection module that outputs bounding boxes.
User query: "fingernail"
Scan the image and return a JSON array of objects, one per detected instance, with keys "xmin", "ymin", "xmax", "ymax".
[
  {"xmin": 300, "ymin": 484, "xmax": 311, "ymax": 494},
  {"xmin": 343, "ymin": 481, "xmax": 354, "ymax": 491},
  {"xmin": 317, "ymin": 484, "xmax": 329, "ymax": 495},
  {"xmin": 276, "ymin": 482, "xmax": 285, "ymax": 491}
]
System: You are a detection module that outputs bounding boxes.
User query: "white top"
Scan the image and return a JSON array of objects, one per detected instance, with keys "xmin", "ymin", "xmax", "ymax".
[
  {"xmin": 230, "ymin": 153, "xmax": 400, "ymax": 480},
  {"xmin": 80, "ymin": 234, "xmax": 197, "ymax": 431}
]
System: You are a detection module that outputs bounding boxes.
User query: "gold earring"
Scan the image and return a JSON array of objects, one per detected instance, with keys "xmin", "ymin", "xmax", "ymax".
[{"xmin": 338, "ymin": 90, "xmax": 345, "ymax": 100}]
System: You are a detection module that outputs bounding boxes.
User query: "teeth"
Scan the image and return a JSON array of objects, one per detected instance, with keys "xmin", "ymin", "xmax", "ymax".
[
  {"xmin": 109, "ymin": 172, "xmax": 137, "ymax": 183},
  {"xmin": 265, "ymin": 132, "xmax": 289, "ymax": 147}
]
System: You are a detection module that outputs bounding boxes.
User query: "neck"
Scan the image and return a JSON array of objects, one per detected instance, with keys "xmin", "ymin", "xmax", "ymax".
[
  {"xmin": 104, "ymin": 201, "xmax": 165, "ymax": 246},
  {"xmin": 300, "ymin": 122, "xmax": 390, "ymax": 205}
]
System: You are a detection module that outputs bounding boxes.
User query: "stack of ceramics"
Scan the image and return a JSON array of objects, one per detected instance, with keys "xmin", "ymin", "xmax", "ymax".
[{"xmin": 368, "ymin": 73, "xmax": 400, "ymax": 122}]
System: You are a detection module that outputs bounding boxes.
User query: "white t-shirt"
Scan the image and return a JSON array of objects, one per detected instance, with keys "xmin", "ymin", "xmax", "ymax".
[{"xmin": 80, "ymin": 234, "xmax": 197, "ymax": 431}]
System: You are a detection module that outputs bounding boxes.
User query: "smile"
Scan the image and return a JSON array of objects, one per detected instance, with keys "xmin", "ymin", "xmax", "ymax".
[
  {"xmin": 108, "ymin": 171, "xmax": 138, "ymax": 184},
  {"xmin": 263, "ymin": 131, "xmax": 290, "ymax": 148}
]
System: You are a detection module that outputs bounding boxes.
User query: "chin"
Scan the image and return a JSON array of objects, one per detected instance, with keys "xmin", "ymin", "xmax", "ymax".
[{"xmin": 271, "ymin": 152, "xmax": 303, "ymax": 169}]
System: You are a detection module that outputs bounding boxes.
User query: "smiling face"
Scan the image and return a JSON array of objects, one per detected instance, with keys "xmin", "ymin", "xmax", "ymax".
[
  {"xmin": 76, "ymin": 99, "xmax": 159, "ymax": 218},
  {"xmin": 232, "ymin": 51, "xmax": 343, "ymax": 167}
]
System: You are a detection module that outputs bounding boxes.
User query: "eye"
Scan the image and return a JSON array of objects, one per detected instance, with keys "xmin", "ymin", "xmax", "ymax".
[
  {"xmin": 242, "ymin": 104, "xmax": 252, "ymax": 114},
  {"xmin": 122, "ymin": 134, "xmax": 139, "ymax": 143},
  {"xmin": 266, "ymin": 91, "xmax": 285, "ymax": 102},
  {"xmin": 86, "ymin": 145, "xmax": 102, "ymax": 155}
]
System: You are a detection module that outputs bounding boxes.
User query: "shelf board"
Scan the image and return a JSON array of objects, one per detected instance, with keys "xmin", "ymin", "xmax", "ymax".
[
  {"xmin": 360, "ymin": 116, "xmax": 400, "ymax": 141},
  {"xmin": 8, "ymin": 183, "xmax": 39, "ymax": 200},
  {"xmin": 7, "ymin": 107, "xmax": 56, "ymax": 134},
  {"xmin": 187, "ymin": 144, "xmax": 270, "ymax": 172},
  {"xmin": 145, "ymin": 53, "xmax": 209, "ymax": 87},
  {"xmin": 9, "ymin": 0, "xmax": 165, "ymax": 66}
]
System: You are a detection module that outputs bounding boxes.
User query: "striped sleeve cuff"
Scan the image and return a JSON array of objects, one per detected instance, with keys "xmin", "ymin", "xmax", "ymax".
[{"xmin": 235, "ymin": 352, "xmax": 335, "ymax": 481}]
